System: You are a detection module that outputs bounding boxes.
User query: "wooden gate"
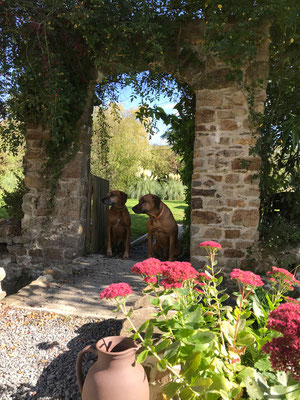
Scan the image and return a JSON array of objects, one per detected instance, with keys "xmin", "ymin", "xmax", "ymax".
[{"xmin": 86, "ymin": 174, "xmax": 109, "ymax": 253}]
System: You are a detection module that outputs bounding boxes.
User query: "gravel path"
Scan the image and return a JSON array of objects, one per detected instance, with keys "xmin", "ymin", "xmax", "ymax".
[
  {"xmin": 0, "ymin": 241, "xmax": 150, "ymax": 400},
  {"xmin": 0, "ymin": 307, "xmax": 123, "ymax": 400}
]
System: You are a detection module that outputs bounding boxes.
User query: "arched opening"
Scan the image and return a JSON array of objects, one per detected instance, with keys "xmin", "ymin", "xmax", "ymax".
[{"xmin": 86, "ymin": 71, "xmax": 194, "ymax": 260}]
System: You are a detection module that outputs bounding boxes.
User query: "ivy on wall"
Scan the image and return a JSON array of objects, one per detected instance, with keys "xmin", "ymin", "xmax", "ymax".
[{"xmin": 0, "ymin": 0, "xmax": 299, "ymax": 228}]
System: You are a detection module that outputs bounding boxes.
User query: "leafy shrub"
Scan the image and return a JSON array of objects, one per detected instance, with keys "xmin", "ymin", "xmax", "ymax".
[
  {"xmin": 127, "ymin": 178, "xmax": 186, "ymax": 201},
  {"xmin": 161, "ymin": 179, "xmax": 186, "ymax": 201},
  {"xmin": 127, "ymin": 178, "xmax": 163, "ymax": 199},
  {"xmin": 2, "ymin": 175, "xmax": 25, "ymax": 220}
]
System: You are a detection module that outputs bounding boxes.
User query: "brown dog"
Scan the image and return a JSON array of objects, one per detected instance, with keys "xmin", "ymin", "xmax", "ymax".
[
  {"xmin": 101, "ymin": 190, "xmax": 131, "ymax": 259},
  {"xmin": 132, "ymin": 194, "xmax": 182, "ymax": 261}
]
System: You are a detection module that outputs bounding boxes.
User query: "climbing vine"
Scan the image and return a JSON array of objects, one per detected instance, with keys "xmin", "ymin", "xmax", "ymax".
[{"xmin": 0, "ymin": 0, "xmax": 299, "ymax": 220}]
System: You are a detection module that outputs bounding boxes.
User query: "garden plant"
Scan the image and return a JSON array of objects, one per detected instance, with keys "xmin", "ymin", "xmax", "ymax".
[{"xmin": 100, "ymin": 241, "xmax": 300, "ymax": 399}]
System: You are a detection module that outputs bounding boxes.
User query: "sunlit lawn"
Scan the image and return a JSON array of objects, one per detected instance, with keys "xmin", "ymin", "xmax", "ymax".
[
  {"xmin": 127, "ymin": 198, "xmax": 187, "ymax": 241},
  {"xmin": 0, "ymin": 207, "xmax": 8, "ymax": 219}
]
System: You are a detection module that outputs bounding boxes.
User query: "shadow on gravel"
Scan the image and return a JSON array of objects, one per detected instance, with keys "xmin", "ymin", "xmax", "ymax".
[{"xmin": 31, "ymin": 319, "xmax": 123, "ymax": 400}]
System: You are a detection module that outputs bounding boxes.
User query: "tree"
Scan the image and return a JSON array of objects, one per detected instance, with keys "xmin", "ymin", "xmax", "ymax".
[{"xmin": 91, "ymin": 105, "xmax": 152, "ymax": 191}]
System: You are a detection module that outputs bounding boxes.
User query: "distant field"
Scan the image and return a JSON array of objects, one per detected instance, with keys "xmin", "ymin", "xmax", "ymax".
[{"xmin": 127, "ymin": 198, "xmax": 187, "ymax": 241}]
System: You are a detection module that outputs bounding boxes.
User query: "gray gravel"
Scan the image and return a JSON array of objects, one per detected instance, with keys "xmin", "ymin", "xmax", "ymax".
[{"xmin": 0, "ymin": 307, "xmax": 123, "ymax": 400}]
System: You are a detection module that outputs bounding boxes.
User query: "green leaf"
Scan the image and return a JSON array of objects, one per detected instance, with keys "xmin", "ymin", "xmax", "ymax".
[
  {"xmin": 164, "ymin": 340, "xmax": 181, "ymax": 360},
  {"xmin": 182, "ymin": 352, "xmax": 202, "ymax": 380},
  {"xmin": 219, "ymin": 294, "xmax": 229, "ymax": 302},
  {"xmin": 254, "ymin": 357, "xmax": 272, "ymax": 372},
  {"xmin": 138, "ymin": 319, "xmax": 149, "ymax": 333},
  {"xmin": 144, "ymin": 321, "xmax": 154, "ymax": 340},
  {"xmin": 192, "ymin": 331, "xmax": 215, "ymax": 344},
  {"xmin": 155, "ymin": 339, "xmax": 171, "ymax": 353},
  {"xmin": 179, "ymin": 387, "xmax": 196, "ymax": 400},
  {"xmin": 192, "ymin": 377, "xmax": 213, "ymax": 392},
  {"xmin": 137, "ymin": 349, "xmax": 149, "ymax": 363},
  {"xmin": 157, "ymin": 358, "xmax": 168, "ymax": 371},
  {"xmin": 163, "ymin": 382, "xmax": 182, "ymax": 398},
  {"xmin": 236, "ymin": 331, "xmax": 256, "ymax": 346},
  {"xmin": 184, "ymin": 307, "xmax": 203, "ymax": 323},
  {"xmin": 127, "ymin": 308, "xmax": 133, "ymax": 318},
  {"xmin": 176, "ymin": 329, "xmax": 194, "ymax": 338},
  {"xmin": 286, "ymin": 388, "xmax": 300, "ymax": 400},
  {"xmin": 149, "ymin": 297, "xmax": 160, "ymax": 307}
]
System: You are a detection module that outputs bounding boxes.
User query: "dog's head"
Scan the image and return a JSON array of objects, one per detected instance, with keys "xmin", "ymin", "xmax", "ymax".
[
  {"xmin": 101, "ymin": 190, "xmax": 128, "ymax": 207},
  {"xmin": 132, "ymin": 194, "xmax": 161, "ymax": 214}
]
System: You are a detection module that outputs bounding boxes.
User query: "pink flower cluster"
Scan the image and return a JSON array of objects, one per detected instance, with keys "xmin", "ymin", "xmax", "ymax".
[
  {"xmin": 230, "ymin": 269, "xmax": 264, "ymax": 288},
  {"xmin": 161, "ymin": 262, "xmax": 199, "ymax": 289},
  {"xmin": 131, "ymin": 259, "xmax": 200, "ymax": 289},
  {"xmin": 266, "ymin": 302, "xmax": 300, "ymax": 337},
  {"xmin": 199, "ymin": 241, "xmax": 222, "ymax": 250},
  {"xmin": 267, "ymin": 266, "xmax": 300, "ymax": 291},
  {"xmin": 131, "ymin": 258, "xmax": 164, "ymax": 284},
  {"xmin": 262, "ymin": 302, "xmax": 300, "ymax": 381},
  {"xmin": 99, "ymin": 283, "xmax": 133, "ymax": 299}
]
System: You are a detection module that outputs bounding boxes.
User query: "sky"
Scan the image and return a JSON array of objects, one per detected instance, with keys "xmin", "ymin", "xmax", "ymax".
[{"xmin": 116, "ymin": 86, "xmax": 177, "ymax": 146}]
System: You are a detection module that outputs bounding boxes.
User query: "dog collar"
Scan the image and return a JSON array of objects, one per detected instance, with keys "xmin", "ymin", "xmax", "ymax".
[
  {"xmin": 113, "ymin": 205, "xmax": 126, "ymax": 212},
  {"xmin": 154, "ymin": 204, "xmax": 164, "ymax": 221}
]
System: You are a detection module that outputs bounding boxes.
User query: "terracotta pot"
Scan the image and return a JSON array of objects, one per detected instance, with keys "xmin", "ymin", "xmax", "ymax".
[{"xmin": 76, "ymin": 336, "xmax": 149, "ymax": 400}]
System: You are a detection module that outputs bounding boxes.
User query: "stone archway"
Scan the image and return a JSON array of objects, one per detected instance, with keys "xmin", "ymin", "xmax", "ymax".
[{"xmin": 5, "ymin": 23, "xmax": 270, "ymax": 275}]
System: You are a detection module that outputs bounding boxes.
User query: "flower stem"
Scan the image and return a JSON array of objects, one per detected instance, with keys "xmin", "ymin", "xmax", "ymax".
[{"xmin": 118, "ymin": 302, "xmax": 200, "ymax": 398}]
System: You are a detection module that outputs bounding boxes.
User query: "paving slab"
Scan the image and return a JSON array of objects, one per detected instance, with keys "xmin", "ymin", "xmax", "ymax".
[{"xmin": 1, "ymin": 254, "xmax": 146, "ymax": 320}]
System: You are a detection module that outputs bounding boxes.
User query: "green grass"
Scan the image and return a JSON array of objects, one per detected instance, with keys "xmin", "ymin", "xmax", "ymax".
[
  {"xmin": 127, "ymin": 198, "xmax": 187, "ymax": 241},
  {"xmin": 0, "ymin": 207, "xmax": 8, "ymax": 219}
]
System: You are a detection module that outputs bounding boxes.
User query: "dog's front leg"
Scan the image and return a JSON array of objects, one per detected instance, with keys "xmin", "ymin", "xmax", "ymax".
[
  {"xmin": 106, "ymin": 223, "xmax": 112, "ymax": 257},
  {"xmin": 147, "ymin": 231, "xmax": 153, "ymax": 258},
  {"xmin": 168, "ymin": 234, "xmax": 175, "ymax": 261},
  {"xmin": 123, "ymin": 227, "xmax": 130, "ymax": 259}
]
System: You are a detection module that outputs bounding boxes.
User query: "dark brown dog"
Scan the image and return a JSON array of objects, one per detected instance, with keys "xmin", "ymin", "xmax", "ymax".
[
  {"xmin": 132, "ymin": 194, "xmax": 182, "ymax": 261},
  {"xmin": 101, "ymin": 190, "xmax": 131, "ymax": 259}
]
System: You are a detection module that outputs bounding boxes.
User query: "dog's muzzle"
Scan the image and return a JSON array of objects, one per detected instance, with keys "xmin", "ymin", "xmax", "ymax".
[
  {"xmin": 132, "ymin": 204, "xmax": 143, "ymax": 214},
  {"xmin": 102, "ymin": 197, "xmax": 112, "ymax": 205}
]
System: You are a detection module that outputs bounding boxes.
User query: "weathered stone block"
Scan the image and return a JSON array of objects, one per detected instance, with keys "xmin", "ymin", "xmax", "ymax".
[
  {"xmin": 207, "ymin": 175, "xmax": 223, "ymax": 182},
  {"xmin": 43, "ymin": 247, "xmax": 64, "ymax": 260},
  {"xmin": 191, "ymin": 211, "xmax": 222, "ymax": 224},
  {"xmin": 225, "ymin": 174, "xmax": 239, "ymax": 184},
  {"xmin": 195, "ymin": 109, "xmax": 215, "ymax": 123},
  {"xmin": 232, "ymin": 210, "xmax": 259, "ymax": 227},
  {"xmin": 217, "ymin": 110, "xmax": 234, "ymax": 119},
  {"xmin": 224, "ymin": 249, "xmax": 244, "ymax": 258},
  {"xmin": 203, "ymin": 228, "xmax": 222, "ymax": 239},
  {"xmin": 24, "ymin": 174, "xmax": 45, "ymax": 190},
  {"xmin": 231, "ymin": 157, "xmax": 261, "ymax": 171},
  {"xmin": 192, "ymin": 188, "xmax": 216, "ymax": 197},
  {"xmin": 191, "ymin": 197, "xmax": 203, "ymax": 209},
  {"xmin": 196, "ymin": 90, "xmax": 223, "ymax": 106},
  {"xmin": 226, "ymin": 199, "xmax": 246, "ymax": 208},
  {"xmin": 220, "ymin": 119, "xmax": 239, "ymax": 131},
  {"xmin": 225, "ymin": 230, "xmax": 240, "ymax": 239},
  {"xmin": 219, "ymin": 137, "xmax": 230, "ymax": 145}
]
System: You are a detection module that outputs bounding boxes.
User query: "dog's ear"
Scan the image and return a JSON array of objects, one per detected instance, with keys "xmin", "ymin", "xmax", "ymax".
[
  {"xmin": 152, "ymin": 195, "xmax": 161, "ymax": 210},
  {"xmin": 119, "ymin": 191, "xmax": 128, "ymax": 205}
]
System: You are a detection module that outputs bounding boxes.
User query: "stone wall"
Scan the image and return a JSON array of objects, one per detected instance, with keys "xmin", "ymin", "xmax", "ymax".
[
  {"xmin": 6, "ymin": 83, "xmax": 95, "ymax": 271},
  {"xmin": 190, "ymin": 86, "xmax": 265, "ymax": 269}
]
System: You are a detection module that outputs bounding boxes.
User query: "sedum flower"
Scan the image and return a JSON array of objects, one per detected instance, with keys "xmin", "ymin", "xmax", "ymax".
[
  {"xmin": 230, "ymin": 268, "xmax": 264, "ymax": 287},
  {"xmin": 160, "ymin": 261, "xmax": 199, "ymax": 289},
  {"xmin": 131, "ymin": 258, "xmax": 164, "ymax": 283},
  {"xmin": 199, "ymin": 241, "xmax": 222, "ymax": 250},
  {"xmin": 262, "ymin": 302, "xmax": 300, "ymax": 381},
  {"xmin": 266, "ymin": 302, "xmax": 300, "ymax": 337},
  {"xmin": 99, "ymin": 282, "xmax": 133, "ymax": 299}
]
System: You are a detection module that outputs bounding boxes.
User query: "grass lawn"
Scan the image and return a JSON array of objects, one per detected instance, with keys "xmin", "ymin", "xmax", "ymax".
[
  {"xmin": 126, "ymin": 198, "xmax": 187, "ymax": 241},
  {"xmin": 0, "ymin": 207, "xmax": 8, "ymax": 219}
]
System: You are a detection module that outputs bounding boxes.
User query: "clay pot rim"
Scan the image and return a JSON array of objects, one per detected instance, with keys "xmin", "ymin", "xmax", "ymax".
[{"xmin": 96, "ymin": 335, "xmax": 139, "ymax": 356}]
